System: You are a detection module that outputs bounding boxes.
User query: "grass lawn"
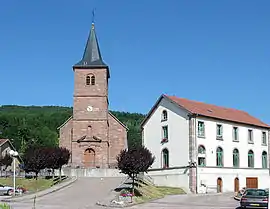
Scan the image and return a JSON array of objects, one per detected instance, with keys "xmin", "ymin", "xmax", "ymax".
[
  {"xmin": 157, "ymin": 186, "xmax": 186, "ymax": 195},
  {"xmin": 0, "ymin": 177, "xmax": 54, "ymax": 193},
  {"xmin": 0, "ymin": 203, "xmax": 12, "ymax": 209},
  {"xmin": 133, "ymin": 184, "xmax": 186, "ymax": 203}
]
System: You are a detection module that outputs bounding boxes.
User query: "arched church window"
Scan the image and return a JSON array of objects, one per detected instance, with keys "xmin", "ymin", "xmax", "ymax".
[
  {"xmin": 86, "ymin": 76, "xmax": 91, "ymax": 85},
  {"xmin": 91, "ymin": 75, "xmax": 95, "ymax": 85}
]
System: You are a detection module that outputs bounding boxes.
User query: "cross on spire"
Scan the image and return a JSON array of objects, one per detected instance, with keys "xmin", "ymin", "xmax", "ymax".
[
  {"xmin": 73, "ymin": 9, "xmax": 109, "ymax": 75},
  {"xmin": 92, "ymin": 8, "xmax": 96, "ymax": 25}
]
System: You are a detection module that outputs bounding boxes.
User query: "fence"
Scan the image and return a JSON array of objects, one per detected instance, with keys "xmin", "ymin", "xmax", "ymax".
[
  {"xmin": 68, "ymin": 161, "xmax": 118, "ymax": 169},
  {"xmin": 0, "ymin": 169, "xmax": 58, "ymax": 178}
]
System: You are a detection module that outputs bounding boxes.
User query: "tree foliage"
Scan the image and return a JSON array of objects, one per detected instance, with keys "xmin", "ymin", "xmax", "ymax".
[
  {"xmin": 0, "ymin": 106, "xmax": 145, "ymax": 153},
  {"xmin": 23, "ymin": 147, "xmax": 48, "ymax": 178},
  {"xmin": 117, "ymin": 146, "xmax": 155, "ymax": 198},
  {"xmin": 22, "ymin": 146, "xmax": 70, "ymax": 179},
  {"xmin": 48, "ymin": 147, "xmax": 70, "ymax": 170},
  {"xmin": 117, "ymin": 146, "xmax": 155, "ymax": 178}
]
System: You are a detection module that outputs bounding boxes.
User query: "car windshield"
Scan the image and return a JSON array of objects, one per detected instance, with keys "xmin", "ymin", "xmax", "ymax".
[{"xmin": 245, "ymin": 189, "xmax": 267, "ymax": 197}]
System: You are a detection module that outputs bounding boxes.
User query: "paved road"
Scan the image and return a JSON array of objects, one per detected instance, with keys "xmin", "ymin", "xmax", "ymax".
[
  {"xmin": 5, "ymin": 178, "xmax": 241, "ymax": 209},
  {"xmin": 130, "ymin": 192, "xmax": 240, "ymax": 209},
  {"xmin": 7, "ymin": 177, "xmax": 125, "ymax": 209}
]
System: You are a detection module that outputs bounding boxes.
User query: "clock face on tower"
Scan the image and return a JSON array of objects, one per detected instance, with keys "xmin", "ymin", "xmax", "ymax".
[{"xmin": 86, "ymin": 105, "xmax": 93, "ymax": 112}]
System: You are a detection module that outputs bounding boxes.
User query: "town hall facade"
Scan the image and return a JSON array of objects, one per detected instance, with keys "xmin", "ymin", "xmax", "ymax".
[{"xmin": 59, "ymin": 23, "xmax": 128, "ymax": 168}]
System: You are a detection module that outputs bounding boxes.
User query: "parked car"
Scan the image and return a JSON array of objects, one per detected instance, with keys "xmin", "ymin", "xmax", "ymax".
[
  {"xmin": 0, "ymin": 184, "xmax": 15, "ymax": 196},
  {"xmin": 0, "ymin": 184, "xmax": 26, "ymax": 196},
  {"xmin": 240, "ymin": 188, "xmax": 268, "ymax": 208}
]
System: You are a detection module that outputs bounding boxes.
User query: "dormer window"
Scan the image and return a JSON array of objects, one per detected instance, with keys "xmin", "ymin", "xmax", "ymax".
[
  {"xmin": 86, "ymin": 74, "xmax": 95, "ymax": 85},
  {"xmin": 161, "ymin": 110, "xmax": 168, "ymax": 121}
]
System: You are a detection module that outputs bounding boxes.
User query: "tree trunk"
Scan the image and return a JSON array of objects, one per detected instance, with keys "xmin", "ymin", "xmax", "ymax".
[{"xmin": 35, "ymin": 172, "xmax": 38, "ymax": 180}]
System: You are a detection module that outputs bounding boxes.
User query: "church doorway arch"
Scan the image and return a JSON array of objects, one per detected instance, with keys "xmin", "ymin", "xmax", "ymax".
[{"xmin": 84, "ymin": 148, "xmax": 95, "ymax": 167}]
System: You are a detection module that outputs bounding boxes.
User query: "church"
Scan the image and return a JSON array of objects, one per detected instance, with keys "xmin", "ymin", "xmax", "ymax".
[{"xmin": 58, "ymin": 22, "xmax": 128, "ymax": 168}]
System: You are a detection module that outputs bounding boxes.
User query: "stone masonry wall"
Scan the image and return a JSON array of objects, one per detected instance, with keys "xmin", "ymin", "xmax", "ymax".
[
  {"xmin": 72, "ymin": 120, "xmax": 109, "ymax": 167},
  {"xmin": 59, "ymin": 66, "xmax": 127, "ymax": 168},
  {"xmin": 108, "ymin": 113, "xmax": 128, "ymax": 166},
  {"xmin": 72, "ymin": 67, "xmax": 109, "ymax": 167},
  {"xmin": 59, "ymin": 118, "xmax": 73, "ymax": 163}
]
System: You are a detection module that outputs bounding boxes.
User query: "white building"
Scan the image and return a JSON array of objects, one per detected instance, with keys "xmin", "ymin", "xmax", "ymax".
[{"xmin": 142, "ymin": 94, "xmax": 270, "ymax": 193}]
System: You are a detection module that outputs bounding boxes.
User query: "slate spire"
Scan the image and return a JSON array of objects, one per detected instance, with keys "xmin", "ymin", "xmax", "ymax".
[{"xmin": 73, "ymin": 23, "xmax": 108, "ymax": 69}]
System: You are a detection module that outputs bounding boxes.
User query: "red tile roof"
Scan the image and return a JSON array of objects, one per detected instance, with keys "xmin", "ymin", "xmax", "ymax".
[
  {"xmin": 0, "ymin": 139, "xmax": 8, "ymax": 145},
  {"xmin": 166, "ymin": 95, "xmax": 270, "ymax": 128}
]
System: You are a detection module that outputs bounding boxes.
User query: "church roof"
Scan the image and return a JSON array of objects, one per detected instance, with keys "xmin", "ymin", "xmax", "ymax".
[
  {"xmin": 57, "ymin": 112, "xmax": 128, "ymax": 130},
  {"xmin": 73, "ymin": 23, "xmax": 108, "ymax": 70}
]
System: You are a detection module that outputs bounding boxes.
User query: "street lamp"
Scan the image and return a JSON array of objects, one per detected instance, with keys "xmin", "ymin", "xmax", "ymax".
[{"xmin": 9, "ymin": 150, "xmax": 18, "ymax": 196}]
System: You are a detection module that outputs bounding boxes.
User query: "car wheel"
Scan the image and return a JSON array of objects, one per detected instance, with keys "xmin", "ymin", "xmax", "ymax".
[{"xmin": 7, "ymin": 189, "xmax": 13, "ymax": 196}]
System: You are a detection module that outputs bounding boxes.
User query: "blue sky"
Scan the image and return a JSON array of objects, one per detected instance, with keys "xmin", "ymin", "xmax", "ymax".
[{"xmin": 0, "ymin": 0, "xmax": 269, "ymax": 122}]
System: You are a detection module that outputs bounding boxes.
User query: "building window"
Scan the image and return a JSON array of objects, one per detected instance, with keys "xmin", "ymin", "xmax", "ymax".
[
  {"xmin": 162, "ymin": 126, "xmax": 168, "ymax": 139},
  {"xmin": 248, "ymin": 150, "xmax": 254, "ymax": 168},
  {"xmin": 262, "ymin": 131, "xmax": 267, "ymax": 145},
  {"xmin": 216, "ymin": 124, "xmax": 223, "ymax": 140},
  {"xmin": 262, "ymin": 151, "xmax": 267, "ymax": 168},
  {"xmin": 86, "ymin": 75, "xmax": 95, "ymax": 85},
  {"xmin": 161, "ymin": 126, "xmax": 169, "ymax": 144},
  {"xmin": 86, "ymin": 76, "xmax": 91, "ymax": 85},
  {"xmin": 233, "ymin": 148, "xmax": 239, "ymax": 167},
  {"xmin": 216, "ymin": 147, "xmax": 223, "ymax": 167},
  {"xmin": 198, "ymin": 121, "xmax": 205, "ymax": 137},
  {"xmin": 87, "ymin": 125, "xmax": 92, "ymax": 137},
  {"xmin": 162, "ymin": 148, "xmax": 169, "ymax": 168},
  {"xmin": 198, "ymin": 145, "xmax": 206, "ymax": 167},
  {"xmin": 90, "ymin": 75, "xmax": 95, "ymax": 85},
  {"xmin": 248, "ymin": 129, "xmax": 253, "ymax": 143},
  {"xmin": 161, "ymin": 110, "xmax": 168, "ymax": 121},
  {"xmin": 233, "ymin": 127, "xmax": 239, "ymax": 141}
]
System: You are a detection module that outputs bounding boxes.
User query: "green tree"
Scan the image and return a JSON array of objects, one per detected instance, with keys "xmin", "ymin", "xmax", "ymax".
[{"xmin": 116, "ymin": 146, "xmax": 155, "ymax": 201}]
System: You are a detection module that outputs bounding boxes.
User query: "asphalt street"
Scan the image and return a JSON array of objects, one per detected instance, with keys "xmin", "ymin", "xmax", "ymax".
[{"xmin": 1, "ymin": 178, "xmax": 240, "ymax": 209}]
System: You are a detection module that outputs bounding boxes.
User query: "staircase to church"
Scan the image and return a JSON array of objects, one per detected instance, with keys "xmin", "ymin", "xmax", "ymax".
[{"xmin": 115, "ymin": 173, "xmax": 155, "ymax": 191}]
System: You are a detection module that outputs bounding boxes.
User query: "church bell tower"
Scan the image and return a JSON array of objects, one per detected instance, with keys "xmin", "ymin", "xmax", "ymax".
[{"xmin": 71, "ymin": 23, "xmax": 110, "ymax": 167}]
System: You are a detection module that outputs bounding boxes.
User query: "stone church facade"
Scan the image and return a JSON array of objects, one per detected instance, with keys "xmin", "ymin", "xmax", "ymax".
[{"xmin": 59, "ymin": 23, "xmax": 128, "ymax": 168}]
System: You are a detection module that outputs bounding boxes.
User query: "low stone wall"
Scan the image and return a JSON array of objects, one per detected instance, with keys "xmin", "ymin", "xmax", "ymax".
[
  {"xmin": 56, "ymin": 167, "xmax": 126, "ymax": 178},
  {"xmin": 147, "ymin": 167, "xmax": 190, "ymax": 193}
]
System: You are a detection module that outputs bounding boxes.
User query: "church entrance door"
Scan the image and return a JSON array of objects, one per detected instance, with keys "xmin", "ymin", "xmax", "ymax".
[{"xmin": 84, "ymin": 148, "xmax": 95, "ymax": 167}]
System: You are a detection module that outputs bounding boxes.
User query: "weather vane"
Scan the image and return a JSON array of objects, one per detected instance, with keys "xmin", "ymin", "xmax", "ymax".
[{"xmin": 92, "ymin": 8, "xmax": 96, "ymax": 24}]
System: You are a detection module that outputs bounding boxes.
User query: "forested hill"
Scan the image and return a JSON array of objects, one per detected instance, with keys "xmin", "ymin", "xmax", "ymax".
[{"xmin": 0, "ymin": 105, "xmax": 145, "ymax": 153}]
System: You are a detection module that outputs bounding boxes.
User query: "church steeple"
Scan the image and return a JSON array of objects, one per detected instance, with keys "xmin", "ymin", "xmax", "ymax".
[{"xmin": 73, "ymin": 23, "xmax": 108, "ymax": 69}]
